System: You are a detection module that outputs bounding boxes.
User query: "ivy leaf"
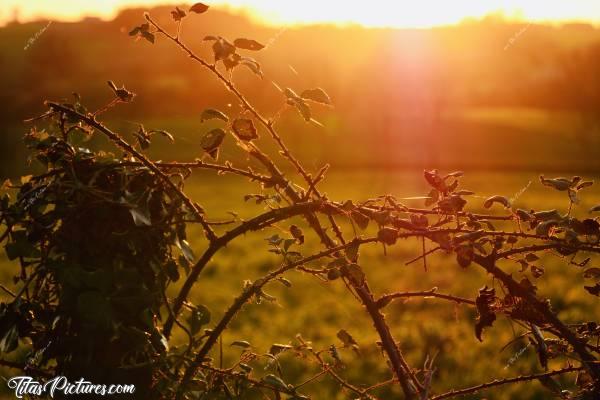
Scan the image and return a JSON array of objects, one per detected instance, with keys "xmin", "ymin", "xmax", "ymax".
[
  {"xmin": 262, "ymin": 374, "xmax": 288, "ymax": 391},
  {"xmin": 76, "ymin": 291, "xmax": 111, "ymax": 328},
  {"xmin": 200, "ymin": 108, "xmax": 229, "ymax": 123},
  {"xmin": 129, "ymin": 207, "xmax": 152, "ymax": 226},
  {"xmin": 189, "ymin": 2, "xmax": 209, "ymax": 13},
  {"xmin": 233, "ymin": 38, "xmax": 265, "ymax": 51},
  {"xmin": 189, "ymin": 305, "xmax": 211, "ymax": 335},
  {"xmin": 177, "ymin": 239, "xmax": 196, "ymax": 263},
  {"xmin": 232, "ymin": 118, "xmax": 258, "ymax": 141},
  {"xmin": 0, "ymin": 325, "xmax": 19, "ymax": 353},
  {"xmin": 200, "ymin": 128, "xmax": 226, "ymax": 160},
  {"xmin": 300, "ymin": 88, "xmax": 332, "ymax": 105}
]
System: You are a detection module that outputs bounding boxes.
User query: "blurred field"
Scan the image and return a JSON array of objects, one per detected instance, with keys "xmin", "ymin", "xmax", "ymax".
[{"xmin": 2, "ymin": 168, "xmax": 599, "ymax": 399}]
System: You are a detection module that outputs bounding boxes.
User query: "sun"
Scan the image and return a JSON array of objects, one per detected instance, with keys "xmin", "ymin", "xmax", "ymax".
[
  {"xmin": 229, "ymin": 0, "xmax": 600, "ymax": 28},
  {"xmin": 1, "ymin": 0, "xmax": 600, "ymax": 27}
]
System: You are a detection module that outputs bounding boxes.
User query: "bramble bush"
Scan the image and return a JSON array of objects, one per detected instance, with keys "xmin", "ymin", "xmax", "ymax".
[{"xmin": 2, "ymin": 4, "xmax": 600, "ymax": 399}]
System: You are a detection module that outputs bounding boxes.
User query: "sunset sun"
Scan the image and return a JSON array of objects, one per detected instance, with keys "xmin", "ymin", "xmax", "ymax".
[{"xmin": 1, "ymin": 0, "xmax": 600, "ymax": 27}]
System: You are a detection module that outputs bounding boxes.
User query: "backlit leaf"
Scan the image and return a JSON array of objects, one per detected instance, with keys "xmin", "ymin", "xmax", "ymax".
[
  {"xmin": 189, "ymin": 2, "xmax": 209, "ymax": 13},
  {"xmin": 200, "ymin": 108, "xmax": 229, "ymax": 122},
  {"xmin": 300, "ymin": 88, "xmax": 332, "ymax": 105},
  {"xmin": 232, "ymin": 118, "xmax": 258, "ymax": 141},
  {"xmin": 233, "ymin": 38, "xmax": 265, "ymax": 51},
  {"xmin": 483, "ymin": 195, "xmax": 511, "ymax": 209}
]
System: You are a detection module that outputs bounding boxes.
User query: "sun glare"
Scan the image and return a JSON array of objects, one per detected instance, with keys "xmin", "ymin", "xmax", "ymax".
[{"xmin": 1, "ymin": 0, "xmax": 600, "ymax": 27}]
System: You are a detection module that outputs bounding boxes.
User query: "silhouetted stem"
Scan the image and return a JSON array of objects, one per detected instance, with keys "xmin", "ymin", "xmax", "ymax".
[{"xmin": 429, "ymin": 366, "xmax": 583, "ymax": 400}]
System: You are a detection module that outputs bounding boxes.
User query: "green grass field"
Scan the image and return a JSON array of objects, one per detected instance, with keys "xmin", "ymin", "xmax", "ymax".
[{"xmin": 3, "ymin": 167, "xmax": 598, "ymax": 399}]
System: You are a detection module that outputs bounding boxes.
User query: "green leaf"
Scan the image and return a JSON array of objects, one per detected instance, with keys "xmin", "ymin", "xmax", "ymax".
[
  {"xmin": 345, "ymin": 240, "xmax": 360, "ymax": 263},
  {"xmin": 177, "ymin": 239, "xmax": 195, "ymax": 263},
  {"xmin": 189, "ymin": 2, "xmax": 209, "ymax": 13},
  {"xmin": 200, "ymin": 108, "xmax": 229, "ymax": 123},
  {"xmin": 0, "ymin": 325, "xmax": 19, "ymax": 353},
  {"xmin": 533, "ymin": 209, "xmax": 562, "ymax": 221},
  {"xmin": 5, "ymin": 230, "xmax": 39, "ymax": 260},
  {"xmin": 200, "ymin": 128, "xmax": 226, "ymax": 160},
  {"xmin": 129, "ymin": 207, "xmax": 152, "ymax": 226},
  {"xmin": 269, "ymin": 343, "xmax": 292, "ymax": 355},
  {"xmin": 289, "ymin": 225, "xmax": 304, "ymax": 244},
  {"xmin": 536, "ymin": 220, "xmax": 558, "ymax": 237},
  {"xmin": 262, "ymin": 374, "xmax": 289, "ymax": 391},
  {"xmin": 233, "ymin": 38, "xmax": 265, "ymax": 51},
  {"xmin": 300, "ymin": 88, "xmax": 331, "ymax": 105},
  {"xmin": 232, "ymin": 118, "xmax": 258, "ymax": 141},
  {"xmin": 230, "ymin": 340, "xmax": 252, "ymax": 349},
  {"xmin": 189, "ymin": 305, "xmax": 211, "ymax": 335},
  {"xmin": 337, "ymin": 329, "xmax": 358, "ymax": 347},
  {"xmin": 350, "ymin": 210, "xmax": 369, "ymax": 230},
  {"xmin": 539, "ymin": 175, "xmax": 572, "ymax": 191},
  {"xmin": 341, "ymin": 263, "xmax": 365, "ymax": 285},
  {"xmin": 166, "ymin": 260, "xmax": 180, "ymax": 282},
  {"xmin": 293, "ymin": 99, "xmax": 311, "ymax": 122}
]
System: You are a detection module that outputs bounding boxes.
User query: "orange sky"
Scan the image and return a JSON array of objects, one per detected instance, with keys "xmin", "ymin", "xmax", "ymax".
[{"xmin": 1, "ymin": 0, "xmax": 600, "ymax": 28}]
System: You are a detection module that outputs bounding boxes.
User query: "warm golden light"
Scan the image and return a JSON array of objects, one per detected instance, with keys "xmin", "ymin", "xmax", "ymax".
[{"xmin": 2, "ymin": 0, "xmax": 600, "ymax": 27}]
